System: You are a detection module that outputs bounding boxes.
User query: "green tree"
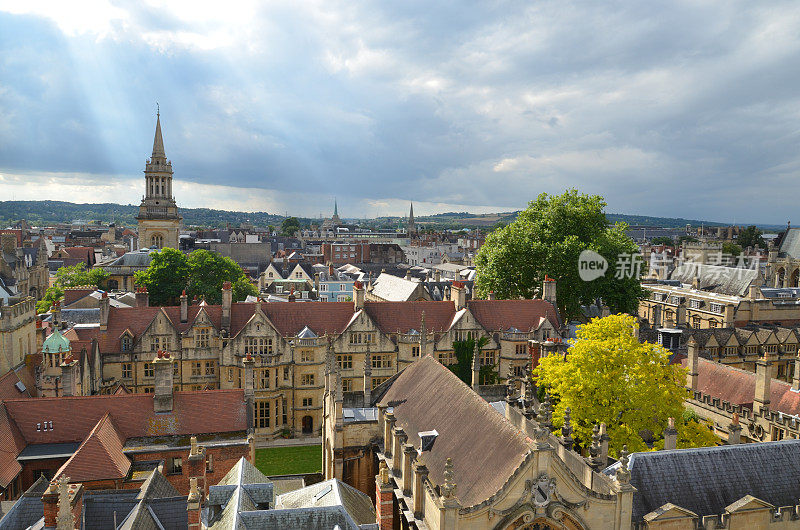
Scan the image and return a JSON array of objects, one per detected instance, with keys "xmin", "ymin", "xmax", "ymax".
[
  {"xmin": 448, "ymin": 337, "xmax": 496, "ymax": 385},
  {"xmin": 37, "ymin": 263, "xmax": 109, "ymax": 313},
  {"xmin": 722, "ymin": 242, "xmax": 742, "ymax": 257},
  {"xmin": 737, "ymin": 225, "xmax": 765, "ymax": 250},
  {"xmin": 474, "ymin": 189, "xmax": 644, "ymax": 320},
  {"xmin": 134, "ymin": 248, "xmax": 191, "ymax": 306},
  {"xmin": 281, "ymin": 217, "xmax": 301, "ymax": 237},
  {"xmin": 535, "ymin": 314, "xmax": 717, "ymax": 456},
  {"xmin": 678, "ymin": 235, "xmax": 699, "ymax": 244},
  {"xmin": 134, "ymin": 248, "xmax": 257, "ymax": 306},
  {"xmin": 650, "ymin": 236, "xmax": 674, "ymax": 246}
]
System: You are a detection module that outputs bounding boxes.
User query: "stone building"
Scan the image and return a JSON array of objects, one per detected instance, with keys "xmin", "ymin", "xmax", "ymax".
[
  {"xmin": 0, "ymin": 233, "xmax": 48, "ymax": 301},
  {"xmin": 137, "ymin": 111, "xmax": 182, "ymax": 250},
  {"xmin": 41, "ymin": 280, "xmax": 562, "ymax": 443},
  {"xmin": 0, "ymin": 295, "xmax": 36, "ymax": 377}
]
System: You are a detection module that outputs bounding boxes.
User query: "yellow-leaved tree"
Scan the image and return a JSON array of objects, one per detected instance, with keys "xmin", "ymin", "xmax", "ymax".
[{"xmin": 535, "ymin": 313, "xmax": 718, "ymax": 456}]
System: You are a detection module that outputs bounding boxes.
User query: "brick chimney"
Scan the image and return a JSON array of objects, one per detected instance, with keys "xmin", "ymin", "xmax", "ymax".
[
  {"xmin": 136, "ymin": 287, "xmax": 149, "ymax": 308},
  {"xmin": 353, "ymin": 281, "xmax": 365, "ymax": 310},
  {"xmin": 187, "ymin": 477, "xmax": 202, "ymax": 530},
  {"xmin": 99, "ymin": 291, "xmax": 109, "ymax": 331},
  {"xmin": 754, "ymin": 350, "xmax": 772, "ymax": 412},
  {"xmin": 543, "ymin": 275, "xmax": 557, "ymax": 306},
  {"xmin": 686, "ymin": 336, "xmax": 699, "ymax": 392},
  {"xmin": 153, "ymin": 351, "xmax": 175, "ymax": 413},
  {"xmin": 221, "ymin": 281, "xmax": 232, "ymax": 331},
  {"xmin": 375, "ymin": 461, "xmax": 394, "ymax": 530},
  {"xmin": 186, "ymin": 436, "xmax": 207, "ymax": 497},
  {"xmin": 60, "ymin": 356, "xmax": 79, "ymax": 397},
  {"xmin": 450, "ymin": 281, "xmax": 466, "ymax": 310},
  {"xmin": 663, "ymin": 417, "xmax": 678, "ymax": 450},
  {"xmin": 180, "ymin": 290, "xmax": 188, "ymax": 323}
]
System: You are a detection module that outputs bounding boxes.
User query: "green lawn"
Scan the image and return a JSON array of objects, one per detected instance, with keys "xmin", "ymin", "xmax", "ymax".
[{"xmin": 255, "ymin": 445, "xmax": 322, "ymax": 476}]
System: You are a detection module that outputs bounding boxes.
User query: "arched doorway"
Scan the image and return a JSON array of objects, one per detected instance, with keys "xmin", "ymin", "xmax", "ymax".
[
  {"xmin": 302, "ymin": 415, "xmax": 313, "ymax": 435},
  {"xmin": 777, "ymin": 268, "xmax": 786, "ymax": 288},
  {"xmin": 792, "ymin": 269, "xmax": 799, "ymax": 288}
]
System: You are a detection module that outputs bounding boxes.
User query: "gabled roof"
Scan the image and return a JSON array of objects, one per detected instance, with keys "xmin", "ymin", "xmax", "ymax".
[
  {"xmin": 605, "ymin": 440, "xmax": 800, "ymax": 523},
  {"xmin": 55, "ymin": 413, "xmax": 131, "ymax": 482},
  {"xmin": 378, "ymin": 356, "xmax": 530, "ymax": 507},
  {"xmin": 0, "ymin": 404, "xmax": 26, "ymax": 488},
  {"xmin": 276, "ymin": 479, "xmax": 375, "ymax": 526},
  {"xmin": 467, "ymin": 299, "xmax": 560, "ymax": 331},
  {"xmin": 369, "ymin": 273, "xmax": 422, "ymax": 301}
]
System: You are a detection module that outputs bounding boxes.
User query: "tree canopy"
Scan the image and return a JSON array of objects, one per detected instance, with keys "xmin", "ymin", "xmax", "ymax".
[
  {"xmin": 37, "ymin": 263, "xmax": 109, "ymax": 313},
  {"xmin": 134, "ymin": 248, "xmax": 257, "ymax": 306},
  {"xmin": 737, "ymin": 225, "xmax": 766, "ymax": 250},
  {"xmin": 535, "ymin": 314, "xmax": 718, "ymax": 456},
  {"xmin": 474, "ymin": 189, "xmax": 644, "ymax": 320},
  {"xmin": 281, "ymin": 217, "xmax": 301, "ymax": 237},
  {"xmin": 650, "ymin": 236, "xmax": 674, "ymax": 246}
]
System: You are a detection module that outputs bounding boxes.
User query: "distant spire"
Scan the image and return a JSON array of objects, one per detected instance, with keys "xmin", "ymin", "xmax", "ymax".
[
  {"xmin": 334, "ymin": 198, "xmax": 338, "ymax": 217},
  {"xmin": 152, "ymin": 108, "xmax": 165, "ymax": 159}
]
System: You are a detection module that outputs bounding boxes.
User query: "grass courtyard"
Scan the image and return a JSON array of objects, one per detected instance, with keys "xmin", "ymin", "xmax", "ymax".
[{"xmin": 254, "ymin": 444, "xmax": 322, "ymax": 476}]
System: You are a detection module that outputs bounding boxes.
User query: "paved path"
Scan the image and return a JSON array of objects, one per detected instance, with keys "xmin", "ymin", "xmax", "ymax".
[{"xmin": 255, "ymin": 436, "xmax": 322, "ymax": 449}]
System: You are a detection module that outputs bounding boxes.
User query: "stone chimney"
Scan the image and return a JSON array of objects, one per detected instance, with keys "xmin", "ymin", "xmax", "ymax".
[
  {"xmin": 99, "ymin": 292, "xmax": 109, "ymax": 331},
  {"xmin": 136, "ymin": 287, "xmax": 149, "ymax": 308},
  {"xmin": 754, "ymin": 351, "xmax": 772, "ymax": 412},
  {"xmin": 329, "ymin": 263, "xmax": 335, "ymax": 277},
  {"xmin": 187, "ymin": 477, "xmax": 202, "ymax": 530},
  {"xmin": 180, "ymin": 290, "xmax": 188, "ymax": 323},
  {"xmin": 42, "ymin": 476, "xmax": 83, "ymax": 530},
  {"xmin": 314, "ymin": 272, "xmax": 320, "ymax": 294},
  {"xmin": 728, "ymin": 412, "xmax": 742, "ymax": 445},
  {"xmin": 353, "ymin": 281, "xmax": 365, "ymax": 310},
  {"xmin": 243, "ymin": 354, "xmax": 255, "ymax": 432},
  {"xmin": 405, "ymin": 269, "xmax": 412, "ymax": 280},
  {"xmin": 152, "ymin": 351, "xmax": 175, "ymax": 413},
  {"xmin": 793, "ymin": 353, "xmax": 800, "ymax": 391},
  {"xmin": 542, "ymin": 275, "xmax": 557, "ymax": 306},
  {"xmin": 663, "ymin": 417, "xmax": 678, "ymax": 450},
  {"xmin": 434, "ymin": 269, "xmax": 441, "ymax": 282},
  {"xmin": 450, "ymin": 281, "xmax": 466, "ymax": 310},
  {"xmin": 221, "ymin": 281, "xmax": 232, "ymax": 331},
  {"xmin": 60, "ymin": 356, "xmax": 79, "ymax": 397},
  {"xmin": 686, "ymin": 336, "xmax": 699, "ymax": 392},
  {"xmin": 375, "ymin": 461, "xmax": 394, "ymax": 530}
]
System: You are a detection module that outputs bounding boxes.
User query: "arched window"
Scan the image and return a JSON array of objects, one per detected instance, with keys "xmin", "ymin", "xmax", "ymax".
[{"xmin": 151, "ymin": 234, "xmax": 164, "ymax": 248}]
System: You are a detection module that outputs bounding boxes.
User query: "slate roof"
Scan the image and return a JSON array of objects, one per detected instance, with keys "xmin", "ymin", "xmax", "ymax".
[
  {"xmin": 0, "ymin": 474, "xmax": 48, "ymax": 530},
  {"xmin": 378, "ymin": 356, "xmax": 531, "ymax": 508},
  {"xmin": 683, "ymin": 357, "xmax": 800, "ymax": 416},
  {"xmin": 43, "ymin": 308, "xmax": 102, "ymax": 325},
  {"xmin": 778, "ymin": 227, "xmax": 800, "ymax": 259},
  {"xmin": 276, "ymin": 479, "xmax": 376, "ymax": 526},
  {"xmin": 604, "ymin": 440, "xmax": 800, "ymax": 522},
  {"xmin": 369, "ymin": 273, "xmax": 423, "ymax": 301},
  {"xmin": 669, "ymin": 263, "xmax": 757, "ymax": 297}
]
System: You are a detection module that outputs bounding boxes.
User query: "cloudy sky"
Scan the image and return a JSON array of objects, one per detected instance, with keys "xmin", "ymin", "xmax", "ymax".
[{"xmin": 1, "ymin": 1, "xmax": 799, "ymax": 223}]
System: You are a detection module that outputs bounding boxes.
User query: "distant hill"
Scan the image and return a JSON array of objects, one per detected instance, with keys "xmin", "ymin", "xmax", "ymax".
[
  {"xmin": 0, "ymin": 201, "xmax": 285, "ymax": 228},
  {"xmin": 0, "ymin": 200, "xmax": 784, "ymax": 232}
]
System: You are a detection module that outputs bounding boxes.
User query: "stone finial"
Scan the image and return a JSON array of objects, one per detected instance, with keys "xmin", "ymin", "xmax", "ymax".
[
  {"xmin": 589, "ymin": 423, "xmax": 601, "ymax": 459},
  {"xmin": 379, "ymin": 460, "xmax": 390, "ymax": 486},
  {"xmin": 188, "ymin": 477, "xmax": 201, "ymax": 502},
  {"xmin": 56, "ymin": 475, "xmax": 72, "ymax": 530},
  {"xmin": 616, "ymin": 445, "xmax": 631, "ymax": 485},
  {"xmin": 441, "ymin": 457, "xmax": 456, "ymax": 498},
  {"xmin": 561, "ymin": 407, "xmax": 574, "ymax": 449},
  {"xmin": 541, "ymin": 393, "xmax": 553, "ymax": 430}
]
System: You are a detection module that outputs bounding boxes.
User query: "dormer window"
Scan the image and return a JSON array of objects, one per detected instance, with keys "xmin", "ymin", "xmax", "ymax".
[{"xmin": 121, "ymin": 335, "xmax": 132, "ymax": 352}]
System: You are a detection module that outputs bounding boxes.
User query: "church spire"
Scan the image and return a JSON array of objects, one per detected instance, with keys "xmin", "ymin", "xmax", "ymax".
[
  {"xmin": 152, "ymin": 108, "xmax": 165, "ymax": 159},
  {"xmin": 334, "ymin": 198, "xmax": 338, "ymax": 217}
]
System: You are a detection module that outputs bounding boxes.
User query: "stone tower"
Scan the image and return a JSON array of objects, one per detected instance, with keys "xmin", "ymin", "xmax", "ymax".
[
  {"xmin": 137, "ymin": 111, "xmax": 181, "ymax": 249},
  {"xmin": 408, "ymin": 202, "xmax": 417, "ymax": 235}
]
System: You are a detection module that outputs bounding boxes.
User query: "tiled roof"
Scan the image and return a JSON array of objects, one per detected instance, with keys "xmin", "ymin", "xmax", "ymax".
[
  {"xmin": 684, "ymin": 357, "xmax": 800, "ymax": 415},
  {"xmin": 369, "ymin": 273, "xmax": 423, "ymax": 301},
  {"xmin": 2, "ymin": 389, "xmax": 247, "ymax": 445},
  {"xmin": 55, "ymin": 413, "xmax": 131, "ymax": 482},
  {"xmin": 0, "ymin": 404, "xmax": 26, "ymax": 488},
  {"xmin": 364, "ymin": 301, "xmax": 455, "ymax": 333},
  {"xmin": 606, "ymin": 440, "xmax": 800, "ymax": 522},
  {"xmin": 467, "ymin": 299, "xmax": 560, "ymax": 331},
  {"xmin": 276, "ymin": 479, "xmax": 375, "ymax": 526},
  {"xmin": 0, "ymin": 363, "xmax": 36, "ymax": 401},
  {"xmin": 378, "ymin": 356, "xmax": 530, "ymax": 507}
]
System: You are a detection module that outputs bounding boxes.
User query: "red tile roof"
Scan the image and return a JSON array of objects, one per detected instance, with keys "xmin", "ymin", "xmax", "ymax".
[
  {"xmin": 2, "ymin": 389, "xmax": 247, "ymax": 445},
  {"xmin": 260, "ymin": 302, "xmax": 355, "ymax": 336},
  {"xmin": 0, "ymin": 363, "xmax": 36, "ymax": 401},
  {"xmin": 467, "ymin": 299, "xmax": 560, "ymax": 332},
  {"xmin": 363, "ymin": 301, "xmax": 456, "ymax": 333},
  {"xmin": 55, "ymin": 413, "xmax": 131, "ymax": 482},
  {"xmin": 0, "ymin": 404, "xmax": 26, "ymax": 488},
  {"xmin": 684, "ymin": 358, "xmax": 800, "ymax": 416}
]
